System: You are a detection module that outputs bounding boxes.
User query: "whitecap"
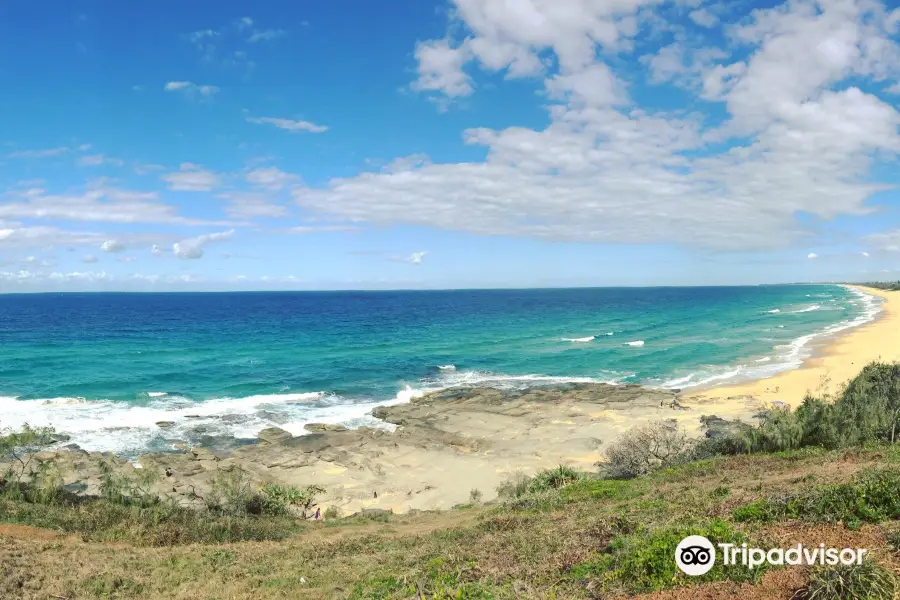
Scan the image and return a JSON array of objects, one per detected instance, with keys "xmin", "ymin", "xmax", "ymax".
[
  {"xmin": 563, "ymin": 336, "xmax": 595, "ymax": 343},
  {"xmin": 792, "ymin": 304, "xmax": 821, "ymax": 314},
  {"xmin": 147, "ymin": 392, "xmax": 167, "ymax": 398},
  {"xmin": 438, "ymin": 364, "xmax": 456, "ymax": 371},
  {"xmin": 626, "ymin": 340, "xmax": 645, "ymax": 347},
  {"xmin": 768, "ymin": 309, "xmax": 781, "ymax": 314}
]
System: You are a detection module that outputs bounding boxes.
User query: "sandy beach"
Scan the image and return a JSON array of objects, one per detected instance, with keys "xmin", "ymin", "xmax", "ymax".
[
  {"xmin": 685, "ymin": 285, "xmax": 900, "ymax": 417},
  {"xmin": 10, "ymin": 285, "xmax": 898, "ymax": 516}
]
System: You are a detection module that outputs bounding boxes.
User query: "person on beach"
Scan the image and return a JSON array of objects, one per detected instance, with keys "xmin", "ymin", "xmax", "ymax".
[{"xmin": 314, "ymin": 507, "xmax": 321, "ymax": 520}]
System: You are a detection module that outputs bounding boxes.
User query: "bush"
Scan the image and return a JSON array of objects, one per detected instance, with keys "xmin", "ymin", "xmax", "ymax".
[
  {"xmin": 0, "ymin": 424, "xmax": 61, "ymax": 499},
  {"xmin": 601, "ymin": 420, "xmax": 693, "ymax": 479},
  {"xmin": 259, "ymin": 483, "xmax": 324, "ymax": 518},
  {"xmin": 796, "ymin": 561, "xmax": 897, "ymax": 600},
  {"xmin": 496, "ymin": 465, "xmax": 584, "ymax": 498}
]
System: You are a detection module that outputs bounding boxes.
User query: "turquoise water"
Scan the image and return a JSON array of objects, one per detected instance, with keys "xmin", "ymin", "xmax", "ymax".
[{"xmin": 0, "ymin": 285, "xmax": 881, "ymax": 454}]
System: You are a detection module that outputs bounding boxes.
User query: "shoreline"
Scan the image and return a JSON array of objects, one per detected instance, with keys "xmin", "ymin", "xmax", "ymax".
[{"xmin": 684, "ymin": 285, "xmax": 899, "ymax": 416}]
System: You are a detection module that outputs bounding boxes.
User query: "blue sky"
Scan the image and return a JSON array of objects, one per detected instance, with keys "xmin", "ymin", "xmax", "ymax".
[{"xmin": 2, "ymin": 0, "xmax": 900, "ymax": 291}]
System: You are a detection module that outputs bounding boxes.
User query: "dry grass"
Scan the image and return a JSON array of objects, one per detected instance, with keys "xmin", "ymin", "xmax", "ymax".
[{"xmin": 3, "ymin": 445, "xmax": 900, "ymax": 599}]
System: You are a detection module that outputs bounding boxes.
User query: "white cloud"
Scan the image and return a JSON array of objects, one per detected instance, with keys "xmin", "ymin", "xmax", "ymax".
[
  {"xmin": 173, "ymin": 229, "xmax": 235, "ymax": 259},
  {"xmin": 82, "ymin": 254, "xmax": 99, "ymax": 263},
  {"xmin": 6, "ymin": 147, "xmax": 71, "ymax": 159},
  {"xmin": 218, "ymin": 192, "xmax": 289, "ymax": 218},
  {"xmin": 807, "ymin": 253, "xmax": 818, "ymax": 259},
  {"xmin": 689, "ymin": 9, "xmax": 719, "ymax": 28},
  {"xmin": 866, "ymin": 229, "xmax": 900, "ymax": 251},
  {"xmin": 101, "ymin": 240, "xmax": 125, "ymax": 253},
  {"xmin": 411, "ymin": 39, "xmax": 474, "ymax": 98},
  {"xmin": 78, "ymin": 154, "xmax": 124, "ymax": 167},
  {"xmin": 246, "ymin": 116, "xmax": 328, "ymax": 133},
  {"xmin": 164, "ymin": 81, "xmax": 220, "ymax": 97},
  {"xmin": 291, "ymin": 0, "xmax": 900, "ymax": 252},
  {"xmin": 0, "ymin": 225, "xmax": 103, "ymax": 251},
  {"xmin": 285, "ymin": 225, "xmax": 360, "ymax": 234},
  {"xmin": 403, "ymin": 251, "xmax": 428, "ymax": 265},
  {"xmin": 410, "ymin": 0, "xmax": 658, "ymax": 102},
  {"xmin": 161, "ymin": 163, "xmax": 221, "ymax": 192},
  {"xmin": 862, "ymin": 251, "xmax": 870, "ymax": 257},
  {"xmin": 150, "ymin": 244, "xmax": 163, "ymax": 256},
  {"xmin": 117, "ymin": 256, "xmax": 138, "ymax": 263},
  {"xmin": 0, "ymin": 183, "xmax": 232, "ymax": 227},
  {"xmin": 245, "ymin": 166, "xmax": 299, "ymax": 190},
  {"xmin": 247, "ymin": 29, "xmax": 285, "ymax": 43},
  {"xmin": 0, "ymin": 270, "xmax": 113, "ymax": 284}
]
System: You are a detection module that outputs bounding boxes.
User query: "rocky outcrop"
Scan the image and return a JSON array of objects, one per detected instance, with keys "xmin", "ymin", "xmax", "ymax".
[{"xmin": 3, "ymin": 382, "xmax": 759, "ymax": 516}]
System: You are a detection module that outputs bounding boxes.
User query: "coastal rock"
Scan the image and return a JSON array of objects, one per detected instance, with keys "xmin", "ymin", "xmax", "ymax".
[
  {"xmin": 155, "ymin": 421, "xmax": 175, "ymax": 428},
  {"xmin": 50, "ymin": 433, "xmax": 71, "ymax": 443},
  {"xmin": 700, "ymin": 415, "xmax": 751, "ymax": 439},
  {"xmin": 6, "ymin": 381, "xmax": 772, "ymax": 516},
  {"xmin": 303, "ymin": 423, "xmax": 348, "ymax": 433},
  {"xmin": 257, "ymin": 427, "xmax": 293, "ymax": 444}
]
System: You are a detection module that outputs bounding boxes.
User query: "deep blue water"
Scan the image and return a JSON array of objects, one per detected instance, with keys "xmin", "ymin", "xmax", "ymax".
[{"xmin": 0, "ymin": 285, "xmax": 880, "ymax": 453}]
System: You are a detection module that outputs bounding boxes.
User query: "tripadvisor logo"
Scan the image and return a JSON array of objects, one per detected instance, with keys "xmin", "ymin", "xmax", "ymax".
[{"xmin": 675, "ymin": 535, "xmax": 868, "ymax": 576}]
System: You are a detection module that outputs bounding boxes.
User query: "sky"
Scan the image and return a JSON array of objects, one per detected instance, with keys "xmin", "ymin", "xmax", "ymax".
[{"xmin": 2, "ymin": 0, "xmax": 900, "ymax": 292}]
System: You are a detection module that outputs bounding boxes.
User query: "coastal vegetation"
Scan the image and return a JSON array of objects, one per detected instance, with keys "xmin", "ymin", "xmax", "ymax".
[
  {"xmin": 4, "ymin": 363, "xmax": 900, "ymax": 598},
  {"xmin": 862, "ymin": 281, "xmax": 900, "ymax": 292}
]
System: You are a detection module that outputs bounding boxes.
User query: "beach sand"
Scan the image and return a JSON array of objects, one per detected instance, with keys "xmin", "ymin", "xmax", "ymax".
[
  {"xmin": 685, "ymin": 285, "xmax": 900, "ymax": 417},
  {"xmin": 12, "ymin": 285, "xmax": 899, "ymax": 516}
]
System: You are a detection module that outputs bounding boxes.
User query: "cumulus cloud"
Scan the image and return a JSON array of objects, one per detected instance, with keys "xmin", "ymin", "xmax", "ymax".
[
  {"xmin": 161, "ymin": 163, "xmax": 221, "ymax": 192},
  {"xmin": 246, "ymin": 116, "xmax": 328, "ymax": 133},
  {"xmin": 101, "ymin": 240, "xmax": 125, "ymax": 253},
  {"xmin": 173, "ymin": 229, "xmax": 235, "ymax": 260},
  {"xmin": 808, "ymin": 253, "xmax": 818, "ymax": 259},
  {"xmin": 689, "ymin": 9, "xmax": 719, "ymax": 28},
  {"xmin": 150, "ymin": 244, "xmax": 163, "ymax": 256},
  {"xmin": 291, "ymin": 0, "xmax": 900, "ymax": 252},
  {"xmin": 245, "ymin": 166, "xmax": 299, "ymax": 191}
]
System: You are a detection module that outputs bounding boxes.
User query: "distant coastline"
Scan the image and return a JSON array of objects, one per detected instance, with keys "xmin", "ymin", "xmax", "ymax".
[{"xmin": 690, "ymin": 285, "xmax": 898, "ymax": 411}]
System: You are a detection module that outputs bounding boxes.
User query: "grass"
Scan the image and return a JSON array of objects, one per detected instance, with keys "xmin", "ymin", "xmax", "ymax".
[
  {"xmin": 733, "ymin": 466, "xmax": 900, "ymax": 527},
  {"xmin": 5, "ymin": 447, "xmax": 898, "ymax": 599},
  {"xmin": 7, "ymin": 363, "xmax": 900, "ymax": 598},
  {"xmin": 796, "ymin": 561, "xmax": 897, "ymax": 600}
]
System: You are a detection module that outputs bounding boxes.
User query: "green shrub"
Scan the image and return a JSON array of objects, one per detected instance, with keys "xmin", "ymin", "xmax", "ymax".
[
  {"xmin": 496, "ymin": 466, "xmax": 584, "ymax": 499},
  {"xmin": 259, "ymin": 483, "xmax": 324, "ymax": 518},
  {"xmin": 572, "ymin": 519, "xmax": 763, "ymax": 594},
  {"xmin": 796, "ymin": 560, "xmax": 897, "ymax": 600}
]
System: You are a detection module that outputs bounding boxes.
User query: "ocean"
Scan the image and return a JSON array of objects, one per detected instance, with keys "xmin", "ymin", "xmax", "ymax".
[{"xmin": 0, "ymin": 285, "xmax": 881, "ymax": 455}]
